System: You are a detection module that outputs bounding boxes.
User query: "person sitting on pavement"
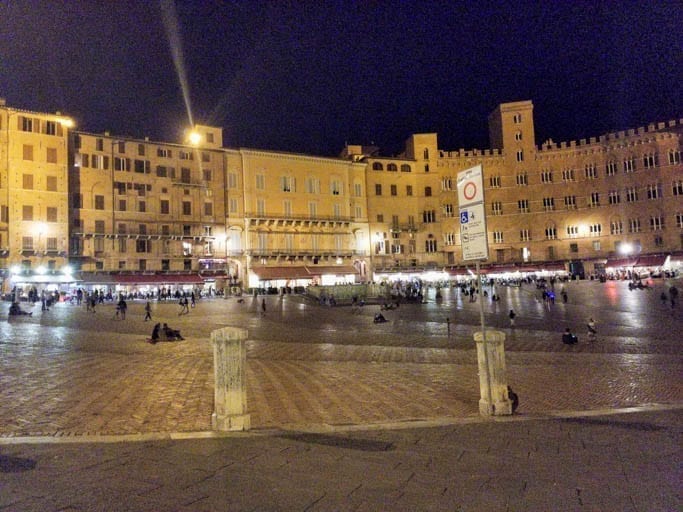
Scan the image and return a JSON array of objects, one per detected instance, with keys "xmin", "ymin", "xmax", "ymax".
[
  {"xmin": 9, "ymin": 302, "xmax": 32, "ymax": 316},
  {"xmin": 562, "ymin": 328, "xmax": 578, "ymax": 344},
  {"xmin": 149, "ymin": 323, "xmax": 161, "ymax": 343},
  {"xmin": 162, "ymin": 323, "xmax": 184, "ymax": 341},
  {"xmin": 373, "ymin": 312, "xmax": 387, "ymax": 324}
]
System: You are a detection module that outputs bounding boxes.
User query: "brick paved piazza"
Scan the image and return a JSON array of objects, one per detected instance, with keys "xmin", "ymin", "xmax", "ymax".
[{"xmin": 0, "ymin": 279, "xmax": 681, "ymax": 437}]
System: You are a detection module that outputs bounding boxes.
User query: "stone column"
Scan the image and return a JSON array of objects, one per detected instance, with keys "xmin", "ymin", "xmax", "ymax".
[
  {"xmin": 474, "ymin": 330, "xmax": 512, "ymax": 416},
  {"xmin": 211, "ymin": 327, "xmax": 250, "ymax": 431}
]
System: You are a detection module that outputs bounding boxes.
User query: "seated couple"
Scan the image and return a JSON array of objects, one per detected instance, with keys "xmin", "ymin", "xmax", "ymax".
[{"xmin": 149, "ymin": 322, "xmax": 184, "ymax": 343}]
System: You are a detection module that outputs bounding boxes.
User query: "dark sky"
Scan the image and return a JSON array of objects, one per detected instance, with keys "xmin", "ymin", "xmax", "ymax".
[{"xmin": 1, "ymin": 1, "xmax": 681, "ymax": 157}]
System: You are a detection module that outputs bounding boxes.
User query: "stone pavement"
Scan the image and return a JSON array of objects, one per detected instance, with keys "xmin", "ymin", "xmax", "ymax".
[
  {"xmin": 0, "ymin": 279, "xmax": 681, "ymax": 510},
  {"xmin": 0, "ymin": 408, "xmax": 680, "ymax": 511}
]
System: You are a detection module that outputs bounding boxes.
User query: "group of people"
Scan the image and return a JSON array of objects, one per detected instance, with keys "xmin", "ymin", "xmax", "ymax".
[{"xmin": 148, "ymin": 322, "xmax": 184, "ymax": 343}]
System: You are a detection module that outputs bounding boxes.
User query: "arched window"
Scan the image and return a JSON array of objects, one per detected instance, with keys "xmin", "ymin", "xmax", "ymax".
[
  {"xmin": 387, "ymin": 163, "xmax": 397, "ymax": 172},
  {"xmin": 423, "ymin": 148, "xmax": 429, "ymax": 159},
  {"xmin": 400, "ymin": 164, "xmax": 411, "ymax": 172},
  {"xmin": 372, "ymin": 162, "xmax": 383, "ymax": 171}
]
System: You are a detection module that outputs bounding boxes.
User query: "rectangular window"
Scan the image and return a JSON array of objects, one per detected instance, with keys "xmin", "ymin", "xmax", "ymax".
[
  {"xmin": 94, "ymin": 220, "xmax": 105, "ymax": 233},
  {"xmin": 443, "ymin": 204, "xmax": 454, "ymax": 217},
  {"xmin": 118, "ymin": 199, "xmax": 126, "ymax": 211},
  {"xmin": 23, "ymin": 144, "xmax": 33, "ymax": 161},
  {"xmin": 589, "ymin": 192, "xmax": 600, "ymax": 207},
  {"xmin": 46, "ymin": 237, "xmax": 57, "ymax": 251},
  {"xmin": 610, "ymin": 221, "xmax": 623, "ymax": 235},
  {"xmin": 46, "ymin": 207, "xmax": 58, "ymax": 222},
  {"xmin": 545, "ymin": 227, "xmax": 557, "ymax": 240},
  {"xmin": 280, "ymin": 176, "xmax": 295, "ymax": 192},
  {"xmin": 228, "ymin": 172, "xmax": 238, "ymax": 188},
  {"xmin": 114, "ymin": 157, "xmax": 129, "ymax": 171},
  {"xmin": 308, "ymin": 202, "xmax": 317, "ymax": 218},
  {"xmin": 625, "ymin": 187, "xmax": 638, "ymax": 202},
  {"xmin": 256, "ymin": 199, "xmax": 265, "ymax": 216},
  {"xmin": 673, "ymin": 181, "xmax": 683, "ymax": 196},
  {"xmin": 406, "ymin": 185, "xmax": 413, "ymax": 196},
  {"xmin": 423, "ymin": 210, "xmax": 436, "ymax": 223},
  {"xmin": 182, "ymin": 201, "xmax": 192, "ymax": 215},
  {"xmin": 646, "ymin": 184, "xmax": 662, "ymax": 200},
  {"xmin": 606, "ymin": 160, "xmax": 617, "ymax": 176},
  {"xmin": 157, "ymin": 148, "xmax": 172, "ymax": 158},
  {"xmin": 650, "ymin": 216, "xmax": 664, "ymax": 231},
  {"xmin": 331, "ymin": 180, "xmax": 342, "ymax": 195},
  {"xmin": 589, "ymin": 224, "xmax": 602, "ymax": 236},
  {"xmin": 375, "ymin": 184, "xmax": 382, "ymax": 196},
  {"xmin": 493, "ymin": 231, "xmax": 504, "ymax": 244},
  {"xmin": 564, "ymin": 195, "xmax": 576, "ymax": 209},
  {"xmin": 45, "ymin": 120, "xmax": 57, "ymax": 135},
  {"xmin": 46, "ymin": 147, "xmax": 58, "ymax": 163},
  {"xmin": 676, "ymin": 213, "xmax": 683, "ymax": 229},
  {"xmin": 543, "ymin": 197, "xmax": 555, "ymax": 211},
  {"xmin": 628, "ymin": 218, "xmax": 641, "ymax": 233},
  {"xmin": 180, "ymin": 167, "xmax": 191, "ymax": 183},
  {"xmin": 138, "ymin": 200, "xmax": 146, "ymax": 213},
  {"xmin": 229, "ymin": 198, "xmax": 238, "ymax": 213},
  {"xmin": 22, "ymin": 236, "xmax": 34, "ymax": 250},
  {"xmin": 520, "ymin": 229, "xmax": 531, "ymax": 241},
  {"xmin": 22, "ymin": 205, "xmax": 33, "ymax": 221},
  {"xmin": 566, "ymin": 225, "xmax": 579, "ymax": 238},
  {"xmin": 489, "ymin": 176, "xmax": 501, "ymax": 188},
  {"xmin": 516, "ymin": 150, "xmax": 524, "ymax": 162},
  {"xmin": 134, "ymin": 159, "xmax": 150, "ymax": 173},
  {"xmin": 204, "ymin": 202, "xmax": 213, "ymax": 216},
  {"xmin": 354, "ymin": 183, "xmax": 362, "ymax": 196},
  {"xmin": 562, "ymin": 169, "xmax": 575, "ymax": 181},
  {"xmin": 643, "ymin": 153, "xmax": 657, "ymax": 169},
  {"xmin": 491, "ymin": 201, "xmax": 502, "ymax": 215},
  {"xmin": 584, "ymin": 163, "xmax": 597, "ymax": 179},
  {"xmin": 517, "ymin": 199, "xmax": 529, "ymax": 213},
  {"xmin": 95, "ymin": 195, "xmax": 105, "ymax": 210},
  {"xmin": 540, "ymin": 169, "xmax": 553, "ymax": 183},
  {"xmin": 46, "ymin": 176, "xmax": 57, "ymax": 191},
  {"xmin": 425, "ymin": 239, "xmax": 437, "ymax": 253},
  {"xmin": 623, "ymin": 158, "xmax": 635, "ymax": 173},
  {"xmin": 255, "ymin": 174, "xmax": 265, "ymax": 190},
  {"xmin": 22, "ymin": 174, "xmax": 33, "ymax": 189},
  {"xmin": 608, "ymin": 190, "xmax": 621, "ymax": 204},
  {"xmin": 160, "ymin": 199, "xmax": 170, "ymax": 214},
  {"xmin": 20, "ymin": 116, "xmax": 33, "ymax": 132},
  {"xmin": 390, "ymin": 184, "xmax": 397, "ymax": 196},
  {"xmin": 516, "ymin": 173, "xmax": 528, "ymax": 186},
  {"xmin": 669, "ymin": 150, "xmax": 681, "ymax": 165}
]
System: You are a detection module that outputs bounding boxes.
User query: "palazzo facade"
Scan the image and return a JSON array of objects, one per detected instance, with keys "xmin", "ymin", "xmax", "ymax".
[{"xmin": 0, "ymin": 97, "xmax": 681, "ymax": 294}]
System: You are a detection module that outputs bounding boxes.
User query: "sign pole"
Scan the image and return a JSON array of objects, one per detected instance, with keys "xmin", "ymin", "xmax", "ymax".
[{"xmin": 476, "ymin": 259, "xmax": 493, "ymax": 412}]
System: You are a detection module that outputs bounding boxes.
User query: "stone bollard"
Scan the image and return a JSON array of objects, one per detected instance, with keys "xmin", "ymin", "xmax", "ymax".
[
  {"xmin": 211, "ymin": 327, "xmax": 250, "ymax": 431},
  {"xmin": 474, "ymin": 330, "xmax": 513, "ymax": 416}
]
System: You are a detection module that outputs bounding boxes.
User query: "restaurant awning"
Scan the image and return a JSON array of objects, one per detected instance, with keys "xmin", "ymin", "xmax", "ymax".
[
  {"xmin": 635, "ymin": 254, "xmax": 668, "ymax": 267},
  {"xmin": 605, "ymin": 258, "xmax": 638, "ymax": 268},
  {"xmin": 79, "ymin": 273, "xmax": 204, "ymax": 285},
  {"xmin": 251, "ymin": 266, "xmax": 312, "ymax": 280},
  {"xmin": 251, "ymin": 265, "xmax": 359, "ymax": 280},
  {"xmin": 305, "ymin": 265, "xmax": 358, "ymax": 275},
  {"xmin": 9, "ymin": 274, "xmax": 82, "ymax": 284}
]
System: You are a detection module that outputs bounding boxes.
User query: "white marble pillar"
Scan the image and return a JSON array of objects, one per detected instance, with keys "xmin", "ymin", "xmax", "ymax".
[
  {"xmin": 211, "ymin": 327, "xmax": 250, "ymax": 431},
  {"xmin": 474, "ymin": 330, "xmax": 513, "ymax": 416}
]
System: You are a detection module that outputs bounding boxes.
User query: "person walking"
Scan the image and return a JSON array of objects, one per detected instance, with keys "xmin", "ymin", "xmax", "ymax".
[
  {"xmin": 587, "ymin": 317, "xmax": 597, "ymax": 341},
  {"xmin": 508, "ymin": 309, "xmax": 516, "ymax": 327},
  {"xmin": 144, "ymin": 300, "xmax": 152, "ymax": 322},
  {"xmin": 261, "ymin": 298, "xmax": 266, "ymax": 316}
]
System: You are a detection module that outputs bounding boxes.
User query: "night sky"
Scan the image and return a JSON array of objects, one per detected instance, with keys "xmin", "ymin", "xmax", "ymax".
[{"xmin": 1, "ymin": 1, "xmax": 681, "ymax": 157}]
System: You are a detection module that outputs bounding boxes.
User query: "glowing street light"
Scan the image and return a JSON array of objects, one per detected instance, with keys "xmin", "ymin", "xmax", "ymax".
[{"xmin": 188, "ymin": 130, "xmax": 201, "ymax": 146}]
